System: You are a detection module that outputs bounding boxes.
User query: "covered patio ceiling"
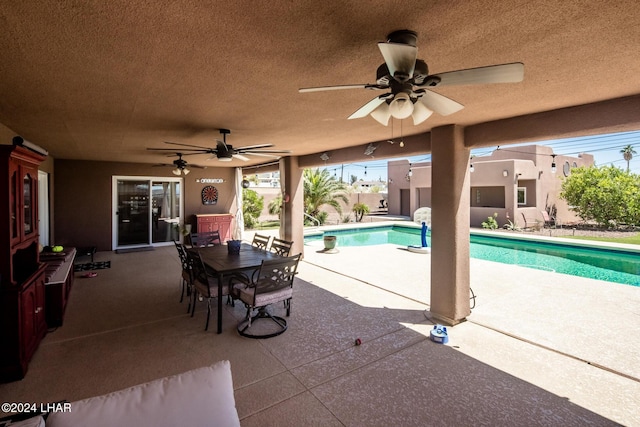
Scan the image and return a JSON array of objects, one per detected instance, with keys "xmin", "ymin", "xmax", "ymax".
[{"xmin": 1, "ymin": 1, "xmax": 639, "ymax": 167}]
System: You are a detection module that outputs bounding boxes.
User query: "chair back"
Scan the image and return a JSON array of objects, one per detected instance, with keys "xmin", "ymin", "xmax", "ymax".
[
  {"xmin": 174, "ymin": 240, "xmax": 187, "ymax": 265},
  {"xmin": 252, "ymin": 253, "xmax": 301, "ymax": 297},
  {"xmin": 190, "ymin": 231, "xmax": 222, "ymax": 247},
  {"xmin": 251, "ymin": 234, "xmax": 272, "ymax": 250},
  {"xmin": 186, "ymin": 250, "xmax": 212, "ymax": 297},
  {"xmin": 269, "ymin": 238, "xmax": 293, "ymax": 257}
]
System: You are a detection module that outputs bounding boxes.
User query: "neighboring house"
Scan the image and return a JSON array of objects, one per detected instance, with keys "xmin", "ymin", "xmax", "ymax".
[
  {"xmin": 387, "ymin": 145, "xmax": 594, "ymax": 228},
  {"xmin": 352, "ymin": 180, "xmax": 387, "ymax": 192},
  {"xmin": 250, "ymin": 172, "xmax": 281, "ymax": 187}
]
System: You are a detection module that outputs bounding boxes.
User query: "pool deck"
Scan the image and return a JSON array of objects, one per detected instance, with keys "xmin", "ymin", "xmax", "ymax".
[{"xmin": 254, "ymin": 224, "xmax": 640, "ymax": 423}]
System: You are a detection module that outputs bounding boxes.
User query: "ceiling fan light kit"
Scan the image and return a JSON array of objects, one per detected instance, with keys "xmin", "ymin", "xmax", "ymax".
[{"xmin": 299, "ymin": 29, "xmax": 524, "ymax": 126}]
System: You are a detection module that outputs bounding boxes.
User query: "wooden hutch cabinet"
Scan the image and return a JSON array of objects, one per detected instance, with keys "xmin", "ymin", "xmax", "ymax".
[{"xmin": 0, "ymin": 144, "xmax": 47, "ymax": 382}]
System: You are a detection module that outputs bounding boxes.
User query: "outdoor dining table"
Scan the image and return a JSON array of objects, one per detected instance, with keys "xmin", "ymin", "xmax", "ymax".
[{"xmin": 191, "ymin": 242, "xmax": 282, "ymax": 334}]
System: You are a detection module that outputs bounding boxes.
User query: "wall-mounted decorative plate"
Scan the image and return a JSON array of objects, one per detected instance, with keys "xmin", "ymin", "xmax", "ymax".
[{"xmin": 201, "ymin": 185, "xmax": 218, "ymax": 205}]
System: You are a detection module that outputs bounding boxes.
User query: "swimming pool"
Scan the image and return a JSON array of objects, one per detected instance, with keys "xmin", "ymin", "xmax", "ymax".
[{"xmin": 304, "ymin": 225, "xmax": 640, "ymax": 287}]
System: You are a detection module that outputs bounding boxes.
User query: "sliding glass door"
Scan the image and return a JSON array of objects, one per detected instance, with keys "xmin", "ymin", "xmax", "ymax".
[{"xmin": 113, "ymin": 176, "xmax": 183, "ymax": 249}]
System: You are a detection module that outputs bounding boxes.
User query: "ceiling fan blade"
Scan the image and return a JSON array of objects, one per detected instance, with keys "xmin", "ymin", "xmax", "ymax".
[
  {"xmin": 163, "ymin": 141, "xmax": 214, "ymax": 151},
  {"xmin": 147, "ymin": 147, "xmax": 197, "ymax": 152},
  {"xmin": 419, "ymin": 90, "xmax": 464, "ymax": 116},
  {"xmin": 232, "ymin": 154, "xmax": 250, "ymax": 161},
  {"xmin": 299, "ymin": 84, "xmax": 369, "ymax": 93},
  {"xmin": 370, "ymin": 102, "xmax": 391, "ymax": 126},
  {"xmin": 241, "ymin": 149, "xmax": 292, "ymax": 154},
  {"xmin": 378, "ymin": 42, "xmax": 417, "ymax": 79},
  {"xmin": 234, "ymin": 143, "xmax": 273, "ymax": 150},
  {"xmin": 429, "ymin": 62, "xmax": 524, "ymax": 86},
  {"xmin": 244, "ymin": 152, "xmax": 281, "ymax": 158},
  {"xmin": 411, "ymin": 101, "xmax": 433, "ymax": 125},
  {"xmin": 348, "ymin": 96, "xmax": 386, "ymax": 120}
]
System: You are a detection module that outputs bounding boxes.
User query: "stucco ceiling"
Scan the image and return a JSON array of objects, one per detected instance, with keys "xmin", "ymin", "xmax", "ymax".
[{"xmin": 1, "ymin": 1, "xmax": 639, "ymax": 168}]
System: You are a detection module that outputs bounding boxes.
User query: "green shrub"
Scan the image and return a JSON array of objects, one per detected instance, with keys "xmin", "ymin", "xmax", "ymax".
[{"xmin": 482, "ymin": 213, "xmax": 499, "ymax": 230}]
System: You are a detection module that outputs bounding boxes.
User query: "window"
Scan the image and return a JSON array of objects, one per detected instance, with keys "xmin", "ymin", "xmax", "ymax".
[{"xmin": 517, "ymin": 187, "xmax": 526, "ymax": 205}]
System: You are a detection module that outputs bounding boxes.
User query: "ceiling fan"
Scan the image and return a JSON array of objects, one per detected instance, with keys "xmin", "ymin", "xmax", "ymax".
[
  {"xmin": 148, "ymin": 129, "xmax": 291, "ymax": 162},
  {"xmin": 152, "ymin": 152, "xmax": 205, "ymax": 175},
  {"xmin": 299, "ymin": 30, "xmax": 524, "ymax": 126}
]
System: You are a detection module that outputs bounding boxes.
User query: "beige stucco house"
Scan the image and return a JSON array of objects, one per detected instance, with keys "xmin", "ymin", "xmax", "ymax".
[{"xmin": 388, "ymin": 145, "xmax": 594, "ymax": 228}]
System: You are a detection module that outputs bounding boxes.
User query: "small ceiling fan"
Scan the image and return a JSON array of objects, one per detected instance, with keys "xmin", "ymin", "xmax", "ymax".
[
  {"xmin": 152, "ymin": 152, "xmax": 205, "ymax": 175},
  {"xmin": 299, "ymin": 30, "xmax": 524, "ymax": 126},
  {"xmin": 148, "ymin": 129, "xmax": 291, "ymax": 162}
]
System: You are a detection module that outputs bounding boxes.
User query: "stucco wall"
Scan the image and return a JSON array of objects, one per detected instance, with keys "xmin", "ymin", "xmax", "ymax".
[{"xmin": 54, "ymin": 159, "xmax": 236, "ymax": 250}]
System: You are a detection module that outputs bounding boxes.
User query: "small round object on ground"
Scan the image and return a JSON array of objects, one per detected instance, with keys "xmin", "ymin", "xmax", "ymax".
[{"xmin": 355, "ymin": 338, "xmax": 362, "ymax": 346}]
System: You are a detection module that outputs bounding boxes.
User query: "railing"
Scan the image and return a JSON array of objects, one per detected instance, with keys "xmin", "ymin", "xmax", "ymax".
[{"xmin": 303, "ymin": 213, "xmax": 320, "ymax": 228}]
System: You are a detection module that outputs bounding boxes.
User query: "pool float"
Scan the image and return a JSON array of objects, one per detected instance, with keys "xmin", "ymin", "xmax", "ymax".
[{"xmin": 408, "ymin": 221, "xmax": 431, "ymax": 254}]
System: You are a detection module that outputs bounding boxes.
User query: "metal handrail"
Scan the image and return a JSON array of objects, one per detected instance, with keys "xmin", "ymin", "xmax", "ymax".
[{"xmin": 303, "ymin": 212, "xmax": 320, "ymax": 227}]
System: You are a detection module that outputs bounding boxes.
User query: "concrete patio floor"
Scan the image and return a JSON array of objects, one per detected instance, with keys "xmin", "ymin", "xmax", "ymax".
[{"xmin": 0, "ymin": 231, "xmax": 638, "ymax": 426}]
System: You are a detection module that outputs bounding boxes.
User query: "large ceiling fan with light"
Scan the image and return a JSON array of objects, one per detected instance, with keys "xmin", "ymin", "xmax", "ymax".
[
  {"xmin": 299, "ymin": 30, "xmax": 524, "ymax": 126},
  {"xmin": 148, "ymin": 129, "xmax": 291, "ymax": 162}
]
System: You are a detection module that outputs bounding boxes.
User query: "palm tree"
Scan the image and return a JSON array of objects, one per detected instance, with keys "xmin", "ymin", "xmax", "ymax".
[
  {"xmin": 303, "ymin": 168, "xmax": 348, "ymax": 224},
  {"xmin": 620, "ymin": 145, "xmax": 637, "ymax": 172}
]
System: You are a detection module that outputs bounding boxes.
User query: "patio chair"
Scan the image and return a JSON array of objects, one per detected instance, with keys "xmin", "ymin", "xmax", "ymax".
[
  {"xmin": 251, "ymin": 233, "xmax": 272, "ymax": 250},
  {"xmin": 188, "ymin": 249, "xmax": 230, "ymax": 331},
  {"xmin": 174, "ymin": 241, "xmax": 193, "ymax": 307},
  {"xmin": 269, "ymin": 237, "xmax": 293, "ymax": 257},
  {"xmin": 230, "ymin": 253, "xmax": 301, "ymax": 338},
  {"xmin": 190, "ymin": 230, "xmax": 222, "ymax": 247},
  {"xmin": 541, "ymin": 210, "xmax": 556, "ymax": 228}
]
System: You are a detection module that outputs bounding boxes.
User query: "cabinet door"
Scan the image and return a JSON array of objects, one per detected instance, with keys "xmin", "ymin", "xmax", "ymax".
[
  {"xmin": 20, "ymin": 273, "xmax": 45, "ymax": 362},
  {"xmin": 20, "ymin": 281, "xmax": 39, "ymax": 359}
]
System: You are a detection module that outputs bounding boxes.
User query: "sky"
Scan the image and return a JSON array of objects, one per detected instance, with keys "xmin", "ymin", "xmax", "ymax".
[{"xmin": 319, "ymin": 130, "xmax": 640, "ymax": 183}]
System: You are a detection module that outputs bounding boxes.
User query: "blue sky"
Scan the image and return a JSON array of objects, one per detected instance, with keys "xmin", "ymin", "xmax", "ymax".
[{"xmin": 321, "ymin": 130, "xmax": 640, "ymax": 183}]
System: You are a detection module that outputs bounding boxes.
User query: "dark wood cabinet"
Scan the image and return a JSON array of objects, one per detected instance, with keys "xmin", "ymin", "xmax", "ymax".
[
  {"xmin": 195, "ymin": 214, "xmax": 234, "ymax": 242},
  {"xmin": 0, "ymin": 144, "xmax": 47, "ymax": 382}
]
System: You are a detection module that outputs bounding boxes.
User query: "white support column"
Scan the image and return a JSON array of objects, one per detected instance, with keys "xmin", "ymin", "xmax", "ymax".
[{"xmin": 429, "ymin": 125, "xmax": 471, "ymax": 325}]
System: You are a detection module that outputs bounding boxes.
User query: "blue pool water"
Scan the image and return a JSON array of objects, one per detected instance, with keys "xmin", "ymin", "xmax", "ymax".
[{"xmin": 305, "ymin": 226, "xmax": 640, "ymax": 287}]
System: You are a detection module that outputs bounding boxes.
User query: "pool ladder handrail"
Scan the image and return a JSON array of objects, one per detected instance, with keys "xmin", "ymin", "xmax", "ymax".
[{"xmin": 304, "ymin": 212, "xmax": 321, "ymax": 228}]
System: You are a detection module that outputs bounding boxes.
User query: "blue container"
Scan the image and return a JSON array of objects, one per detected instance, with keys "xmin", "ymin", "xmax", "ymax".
[
  {"xmin": 227, "ymin": 240, "xmax": 241, "ymax": 255},
  {"xmin": 430, "ymin": 324, "xmax": 449, "ymax": 344}
]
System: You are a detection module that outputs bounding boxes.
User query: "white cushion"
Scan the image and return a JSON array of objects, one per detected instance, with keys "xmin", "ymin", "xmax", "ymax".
[
  {"xmin": 47, "ymin": 361, "xmax": 240, "ymax": 427},
  {"xmin": 7, "ymin": 416, "xmax": 45, "ymax": 427}
]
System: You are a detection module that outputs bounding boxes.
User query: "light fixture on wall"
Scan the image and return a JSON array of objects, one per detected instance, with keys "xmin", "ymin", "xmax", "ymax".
[
  {"xmin": 406, "ymin": 164, "xmax": 413, "ymax": 181},
  {"xmin": 503, "ymin": 170, "xmax": 508, "ymax": 177},
  {"xmin": 469, "ymin": 155, "xmax": 475, "ymax": 173},
  {"xmin": 551, "ymin": 154, "xmax": 557, "ymax": 173},
  {"xmin": 320, "ymin": 152, "xmax": 330, "ymax": 162}
]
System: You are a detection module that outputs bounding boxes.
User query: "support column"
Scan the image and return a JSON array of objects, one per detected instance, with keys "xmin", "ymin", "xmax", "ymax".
[
  {"xmin": 280, "ymin": 156, "xmax": 305, "ymax": 257},
  {"xmin": 429, "ymin": 125, "xmax": 471, "ymax": 325}
]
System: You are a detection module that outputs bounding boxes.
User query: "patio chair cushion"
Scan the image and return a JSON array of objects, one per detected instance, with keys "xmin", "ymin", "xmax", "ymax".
[
  {"xmin": 233, "ymin": 283, "xmax": 293, "ymax": 307},
  {"xmin": 193, "ymin": 276, "xmax": 229, "ymax": 297}
]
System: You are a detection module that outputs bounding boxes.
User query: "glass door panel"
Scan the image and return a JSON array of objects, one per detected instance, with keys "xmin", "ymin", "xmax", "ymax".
[
  {"xmin": 23, "ymin": 173, "xmax": 33, "ymax": 235},
  {"xmin": 117, "ymin": 180, "xmax": 150, "ymax": 246},
  {"xmin": 151, "ymin": 181, "xmax": 182, "ymax": 243}
]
